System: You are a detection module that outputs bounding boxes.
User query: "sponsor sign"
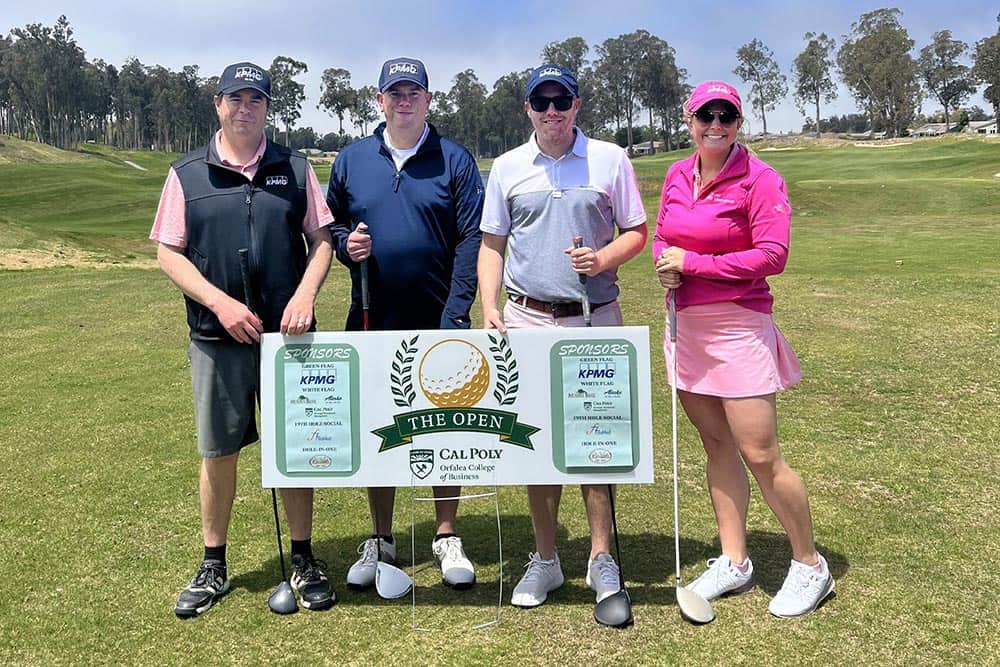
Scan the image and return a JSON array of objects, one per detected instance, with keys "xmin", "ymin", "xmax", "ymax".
[{"xmin": 260, "ymin": 327, "xmax": 653, "ymax": 487}]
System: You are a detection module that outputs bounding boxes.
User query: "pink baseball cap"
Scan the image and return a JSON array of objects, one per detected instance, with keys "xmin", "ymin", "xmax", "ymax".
[{"xmin": 686, "ymin": 80, "xmax": 742, "ymax": 116}]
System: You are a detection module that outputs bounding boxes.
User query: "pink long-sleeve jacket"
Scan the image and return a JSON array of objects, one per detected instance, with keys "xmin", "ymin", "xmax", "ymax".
[{"xmin": 653, "ymin": 143, "xmax": 792, "ymax": 314}]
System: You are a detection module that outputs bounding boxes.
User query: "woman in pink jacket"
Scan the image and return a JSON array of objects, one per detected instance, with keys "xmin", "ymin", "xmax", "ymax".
[{"xmin": 654, "ymin": 81, "xmax": 833, "ymax": 618}]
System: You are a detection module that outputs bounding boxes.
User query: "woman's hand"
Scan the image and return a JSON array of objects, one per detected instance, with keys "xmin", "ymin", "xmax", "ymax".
[{"xmin": 655, "ymin": 247, "xmax": 685, "ymax": 288}]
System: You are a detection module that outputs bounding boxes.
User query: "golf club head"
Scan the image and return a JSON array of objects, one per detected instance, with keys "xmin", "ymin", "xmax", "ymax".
[
  {"xmin": 594, "ymin": 589, "xmax": 634, "ymax": 628},
  {"xmin": 676, "ymin": 586, "xmax": 715, "ymax": 624},
  {"xmin": 268, "ymin": 580, "xmax": 299, "ymax": 615},
  {"xmin": 375, "ymin": 562, "xmax": 413, "ymax": 599}
]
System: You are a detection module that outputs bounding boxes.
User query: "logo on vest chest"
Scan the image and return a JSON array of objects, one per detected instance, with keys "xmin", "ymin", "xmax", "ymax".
[{"xmin": 266, "ymin": 175, "xmax": 289, "ymax": 187}]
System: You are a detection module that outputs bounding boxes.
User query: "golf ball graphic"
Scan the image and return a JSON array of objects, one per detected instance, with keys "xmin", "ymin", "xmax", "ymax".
[{"xmin": 418, "ymin": 339, "xmax": 491, "ymax": 408}]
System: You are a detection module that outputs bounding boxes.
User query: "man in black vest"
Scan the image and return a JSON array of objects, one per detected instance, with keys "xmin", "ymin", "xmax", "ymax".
[{"xmin": 151, "ymin": 61, "xmax": 335, "ymax": 617}]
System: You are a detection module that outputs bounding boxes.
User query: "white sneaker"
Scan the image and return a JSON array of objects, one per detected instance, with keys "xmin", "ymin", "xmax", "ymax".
[
  {"xmin": 432, "ymin": 536, "xmax": 476, "ymax": 589},
  {"xmin": 768, "ymin": 554, "xmax": 834, "ymax": 618},
  {"xmin": 346, "ymin": 538, "xmax": 397, "ymax": 589},
  {"xmin": 586, "ymin": 553, "xmax": 622, "ymax": 603},
  {"xmin": 686, "ymin": 555, "xmax": 755, "ymax": 601},
  {"xmin": 510, "ymin": 552, "xmax": 564, "ymax": 608}
]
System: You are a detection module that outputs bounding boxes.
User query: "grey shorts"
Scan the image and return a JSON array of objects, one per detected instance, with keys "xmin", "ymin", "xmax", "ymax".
[{"xmin": 189, "ymin": 340, "xmax": 260, "ymax": 458}]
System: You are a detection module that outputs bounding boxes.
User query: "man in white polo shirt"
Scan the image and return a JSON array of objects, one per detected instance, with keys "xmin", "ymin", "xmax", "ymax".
[{"xmin": 477, "ymin": 64, "xmax": 647, "ymax": 615}]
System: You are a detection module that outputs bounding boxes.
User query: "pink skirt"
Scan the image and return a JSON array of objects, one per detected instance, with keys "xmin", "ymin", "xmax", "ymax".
[{"xmin": 662, "ymin": 302, "xmax": 802, "ymax": 398}]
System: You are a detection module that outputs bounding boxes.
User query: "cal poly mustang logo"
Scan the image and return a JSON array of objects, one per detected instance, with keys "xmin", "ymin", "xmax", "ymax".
[
  {"xmin": 409, "ymin": 449, "xmax": 434, "ymax": 479},
  {"xmin": 372, "ymin": 335, "xmax": 539, "ymax": 451}
]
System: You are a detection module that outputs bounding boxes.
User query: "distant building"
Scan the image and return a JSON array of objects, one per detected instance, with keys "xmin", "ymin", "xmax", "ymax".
[
  {"xmin": 633, "ymin": 141, "xmax": 665, "ymax": 156},
  {"xmin": 966, "ymin": 119, "xmax": 997, "ymax": 135},
  {"xmin": 909, "ymin": 122, "xmax": 958, "ymax": 137},
  {"xmin": 300, "ymin": 147, "xmax": 323, "ymax": 156},
  {"xmin": 847, "ymin": 130, "xmax": 887, "ymax": 141}
]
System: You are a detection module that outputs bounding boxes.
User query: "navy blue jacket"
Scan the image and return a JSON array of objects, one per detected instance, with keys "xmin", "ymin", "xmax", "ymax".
[
  {"xmin": 326, "ymin": 123, "xmax": 483, "ymax": 330},
  {"xmin": 173, "ymin": 139, "xmax": 311, "ymax": 341}
]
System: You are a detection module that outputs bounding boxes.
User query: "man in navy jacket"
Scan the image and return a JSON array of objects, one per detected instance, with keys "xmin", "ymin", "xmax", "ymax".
[{"xmin": 327, "ymin": 57, "xmax": 483, "ymax": 590}]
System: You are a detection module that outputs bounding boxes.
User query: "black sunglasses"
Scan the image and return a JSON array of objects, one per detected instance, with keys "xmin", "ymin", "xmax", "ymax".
[
  {"xmin": 694, "ymin": 108, "xmax": 740, "ymax": 125},
  {"xmin": 528, "ymin": 94, "xmax": 574, "ymax": 112}
]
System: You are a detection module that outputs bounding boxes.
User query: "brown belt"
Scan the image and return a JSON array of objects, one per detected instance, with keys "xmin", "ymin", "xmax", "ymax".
[{"xmin": 509, "ymin": 294, "xmax": 614, "ymax": 318}]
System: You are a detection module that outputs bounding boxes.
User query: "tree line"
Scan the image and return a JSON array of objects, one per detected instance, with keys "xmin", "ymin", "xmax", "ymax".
[{"xmin": 2, "ymin": 10, "xmax": 999, "ymax": 156}]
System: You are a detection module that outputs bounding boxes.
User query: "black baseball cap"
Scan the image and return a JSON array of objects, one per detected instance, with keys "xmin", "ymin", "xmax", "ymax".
[{"xmin": 217, "ymin": 62, "xmax": 271, "ymax": 99}]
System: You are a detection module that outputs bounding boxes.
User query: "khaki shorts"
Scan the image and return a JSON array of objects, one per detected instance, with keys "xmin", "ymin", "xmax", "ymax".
[{"xmin": 189, "ymin": 340, "xmax": 260, "ymax": 458}]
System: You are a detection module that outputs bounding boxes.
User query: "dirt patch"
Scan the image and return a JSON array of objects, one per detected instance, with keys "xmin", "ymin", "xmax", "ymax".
[{"xmin": 0, "ymin": 247, "xmax": 157, "ymax": 271}]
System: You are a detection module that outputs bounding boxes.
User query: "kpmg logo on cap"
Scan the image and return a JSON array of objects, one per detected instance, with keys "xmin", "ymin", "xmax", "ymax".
[
  {"xmin": 235, "ymin": 66, "xmax": 264, "ymax": 82},
  {"xmin": 389, "ymin": 62, "xmax": 419, "ymax": 76},
  {"xmin": 538, "ymin": 67, "xmax": 563, "ymax": 78}
]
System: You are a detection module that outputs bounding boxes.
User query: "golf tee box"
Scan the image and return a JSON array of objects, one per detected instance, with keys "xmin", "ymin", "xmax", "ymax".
[{"xmin": 260, "ymin": 327, "xmax": 653, "ymax": 488}]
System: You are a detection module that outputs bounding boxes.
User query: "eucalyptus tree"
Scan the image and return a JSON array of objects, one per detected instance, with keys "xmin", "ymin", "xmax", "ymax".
[
  {"xmin": 972, "ymin": 16, "xmax": 1000, "ymax": 122},
  {"xmin": 447, "ymin": 69, "xmax": 488, "ymax": 157},
  {"xmin": 837, "ymin": 8, "xmax": 920, "ymax": 137},
  {"xmin": 637, "ymin": 35, "xmax": 686, "ymax": 152},
  {"xmin": 792, "ymin": 32, "xmax": 837, "ymax": 136},
  {"xmin": 349, "ymin": 85, "xmax": 379, "ymax": 136},
  {"xmin": 595, "ymin": 30, "xmax": 653, "ymax": 150},
  {"xmin": 269, "ymin": 55, "xmax": 307, "ymax": 145},
  {"xmin": 318, "ymin": 67, "xmax": 353, "ymax": 135},
  {"xmin": 734, "ymin": 38, "xmax": 787, "ymax": 135},
  {"xmin": 918, "ymin": 30, "xmax": 975, "ymax": 129},
  {"xmin": 485, "ymin": 69, "xmax": 531, "ymax": 155}
]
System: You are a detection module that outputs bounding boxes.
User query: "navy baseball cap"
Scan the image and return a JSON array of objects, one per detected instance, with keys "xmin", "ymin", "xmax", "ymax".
[
  {"xmin": 217, "ymin": 62, "xmax": 271, "ymax": 99},
  {"xmin": 525, "ymin": 64, "xmax": 579, "ymax": 98},
  {"xmin": 378, "ymin": 57, "xmax": 429, "ymax": 92}
]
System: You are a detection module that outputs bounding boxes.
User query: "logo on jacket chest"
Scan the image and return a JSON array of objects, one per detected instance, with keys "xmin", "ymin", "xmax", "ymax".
[{"xmin": 266, "ymin": 175, "xmax": 289, "ymax": 187}]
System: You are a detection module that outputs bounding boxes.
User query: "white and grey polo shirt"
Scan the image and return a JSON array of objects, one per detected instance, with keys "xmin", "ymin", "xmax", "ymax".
[{"xmin": 480, "ymin": 128, "xmax": 646, "ymax": 304}]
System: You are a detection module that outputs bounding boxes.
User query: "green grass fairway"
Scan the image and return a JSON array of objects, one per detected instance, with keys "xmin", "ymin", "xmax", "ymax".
[{"xmin": 1, "ymin": 136, "xmax": 998, "ymax": 664}]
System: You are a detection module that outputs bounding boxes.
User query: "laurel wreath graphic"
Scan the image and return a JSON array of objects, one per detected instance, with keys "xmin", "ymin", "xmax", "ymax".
[
  {"xmin": 390, "ymin": 335, "xmax": 419, "ymax": 408},
  {"xmin": 488, "ymin": 334, "xmax": 518, "ymax": 406}
]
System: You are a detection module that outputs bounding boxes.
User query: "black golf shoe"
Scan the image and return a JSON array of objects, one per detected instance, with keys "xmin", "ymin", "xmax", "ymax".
[
  {"xmin": 290, "ymin": 554, "xmax": 335, "ymax": 610},
  {"xmin": 174, "ymin": 559, "xmax": 230, "ymax": 618}
]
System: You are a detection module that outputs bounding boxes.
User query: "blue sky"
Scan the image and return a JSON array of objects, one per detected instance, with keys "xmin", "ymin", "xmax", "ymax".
[{"xmin": 5, "ymin": 1, "xmax": 997, "ymax": 134}]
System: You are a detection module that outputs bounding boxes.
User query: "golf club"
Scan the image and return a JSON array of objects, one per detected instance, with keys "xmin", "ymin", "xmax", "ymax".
[
  {"xmin": 375, "ymin": 534, "xmax": 413, "ymax": 599},
  {"xmin": 574, "ymin": 236, "xmax": 633, "ymax": 628},
  {"xmin": 669, "ymin": 289, "xmax": 715, "ymax": 624},
  {"xmin": 355, "ymin": 230, "xmax": 415, "ymax": 600},
  {"xmin": 593, "ymin": 486, "xmax": 634, "ymax": 628},
  {"xmin": 239, "ymin": 248, "xmax": 298, "ymax": 615},
  {"xmin": 356, "ymin": 220, "xmax": 370, "ymax": 331},
  {"xmin": 572, "ymin": 236, "xmax": 592, "ymax": 327}
]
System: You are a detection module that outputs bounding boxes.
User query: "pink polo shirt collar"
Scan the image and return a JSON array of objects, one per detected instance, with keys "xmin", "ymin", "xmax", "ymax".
[{"xmin": 213, "ymin": 130, "xmax": 267, "ymax": 180}]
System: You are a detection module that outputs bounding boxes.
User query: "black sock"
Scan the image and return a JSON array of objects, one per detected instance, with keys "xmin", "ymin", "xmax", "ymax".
[
  {"xmin": 204, "ymin": 544, "xmax": 226, "ymax": 565},
  {"xmin": 434, "ymin": 532, "xmax": 457, "ymax": 541},
  {"xmin": 290, "ymin": 539, "xmax": 313, "ymax": 560},
  {"xmin": 372, "ymin": 533, "xmax": 394, "ymax": 545}
]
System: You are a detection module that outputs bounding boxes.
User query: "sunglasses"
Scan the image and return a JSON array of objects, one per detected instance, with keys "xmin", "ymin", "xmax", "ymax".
[
  {"xmin": 694, "ymin": 108, "xmax": 740, "ymax": 125},
  {"xmin": 528, "ymin": 94, "xmax": 575, "ymax": 112}
]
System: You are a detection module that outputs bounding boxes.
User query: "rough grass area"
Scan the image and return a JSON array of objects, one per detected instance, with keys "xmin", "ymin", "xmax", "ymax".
[{"xmin": 0, "ymin": 136, "xmax": 998, "ymax": 664}]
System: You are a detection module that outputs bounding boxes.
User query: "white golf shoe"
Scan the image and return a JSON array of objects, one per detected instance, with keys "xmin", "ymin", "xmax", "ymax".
[
  {"xmin": 686, "ymin": 554, "xmax": 755, "ymax": 601},
  {"xmin": 432, "ymin": 536, "xmax": 476, "ymax": 589},
  {"xmin": 768, "ymin": 554, "xmax": 835, "ymax": 618},
  {"xmin": 346, "ymin": 537, "xmax": 397, "ymax": 589},
  {"xmin": 511, "ymin": 551, "xmax": 564, "ymax": 608},
  {"xmin": 586, "ymin": 553, "xmax": 622, "ymax": 603}
]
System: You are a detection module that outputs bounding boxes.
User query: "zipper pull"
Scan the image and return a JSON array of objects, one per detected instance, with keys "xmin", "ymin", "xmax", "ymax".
[
  {"xmin": 244, "ymin": 183, "xmax": 252, "ymax": 206},
  {"xmin": 392, "ymin": 172, "xmax": 400, "ymax": 192}
]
